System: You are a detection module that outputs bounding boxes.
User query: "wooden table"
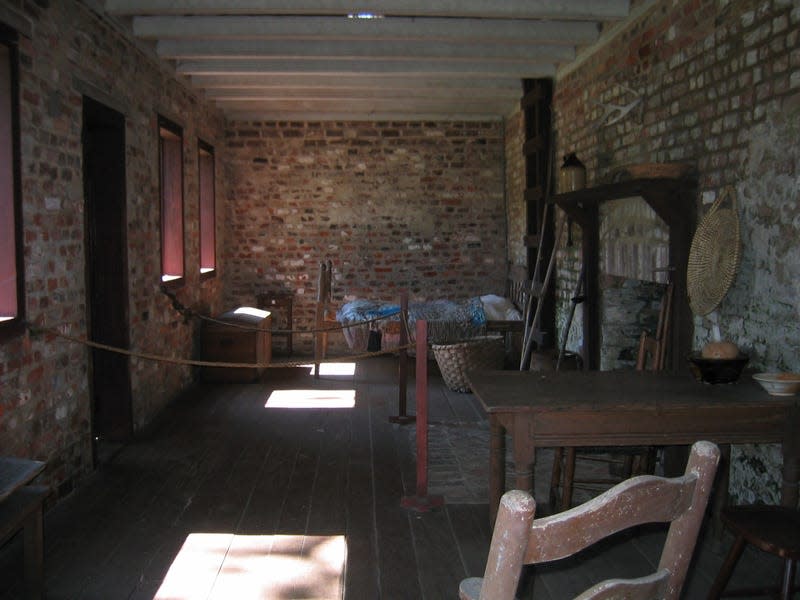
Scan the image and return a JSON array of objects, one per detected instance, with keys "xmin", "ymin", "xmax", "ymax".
[{"xmin": 466, "ymin": 370, "xmax": 799, "ymax": 524}]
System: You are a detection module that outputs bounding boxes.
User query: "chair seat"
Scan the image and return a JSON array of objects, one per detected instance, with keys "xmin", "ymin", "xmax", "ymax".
[
  {"xmin": 722, "ymin": 505, "xmax": 800, "ymax": 560},
  {"xmin": 709, "ymin": 505, "xmax": 800, "ymax": 600}
]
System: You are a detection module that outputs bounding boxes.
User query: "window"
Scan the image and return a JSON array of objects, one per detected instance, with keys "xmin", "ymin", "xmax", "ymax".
[
  {"xmin": 159, "ymin": 116, "xmax": 184, "ymax": 285},
  {"xmin": 198, "ymin": 140, "xmax": 216, "ymax": 278},
  {"xmin": 0, "ymin": 24, "xmax": 22, "ymax": 333}
]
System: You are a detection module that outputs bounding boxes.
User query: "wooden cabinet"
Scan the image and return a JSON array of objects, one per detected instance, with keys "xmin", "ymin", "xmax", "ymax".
[{"xmin": 202, "ymin": 307, "xmax": 271, "ymax": 382}]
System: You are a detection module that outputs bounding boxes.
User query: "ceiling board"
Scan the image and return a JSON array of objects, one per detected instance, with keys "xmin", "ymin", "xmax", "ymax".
[{"xmin": 102, "ymin": 0, "xmax": 631, "ymax": 121}]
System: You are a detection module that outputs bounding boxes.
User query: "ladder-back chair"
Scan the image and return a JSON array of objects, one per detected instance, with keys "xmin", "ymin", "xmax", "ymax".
[
  {"xmin": 461, "ymin": 440, "xmax": 720, "ymax": 600},
  {"xmin": 550, "ymin": 282, "xmax": 674, "ymax": 512},
  {"xmin": 313, "ymin": 260, "xmax": 338, "ymax": 376}
]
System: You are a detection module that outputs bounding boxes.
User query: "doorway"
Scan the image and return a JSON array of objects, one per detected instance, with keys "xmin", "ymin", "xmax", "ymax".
[{"xmin": 82, "ymin": 96, "xmax": 132, "ymax": 464}]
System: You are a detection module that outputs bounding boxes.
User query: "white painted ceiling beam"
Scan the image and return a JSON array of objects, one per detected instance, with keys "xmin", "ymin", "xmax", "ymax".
[
  {"xmin": 102, "ymin": 0, "xmax": 632, "ymax": 120},
  {"xmin": 133, "ymin": 15, "xmax": 600, "ymax": 45},
  {"xmin": 203, "ymin": 87, "xmax": 520, "ymax": 101},
  {"xmin": 213, "ymin": 98, "xmax": 516, "ymax": 114},
  {"xmin": 106, "ymin": 0, "xmax": 631, "ymax": 21},
  {"xmin": 178, "ymin": 59, "xmax": 556, "ymax": 78},
  {"xmin": 190, "ymin": 74, "xmax": 523, "ymax": 92},
  {"xmin": 226, "ymin": 110, "xmax": 505, "ymax": 122},
  {"xmin": 157, "ymin": 39, "xmax": 576, "ymax": 62}
]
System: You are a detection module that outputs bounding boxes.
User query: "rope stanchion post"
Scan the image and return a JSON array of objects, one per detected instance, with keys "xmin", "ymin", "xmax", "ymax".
[
  {"xmin": 389, "ymin": 292, "xmax": 415, "ymax": 425},
  {"xmin": 401, "ymin": 319, "xmax": 444, "ymax": 512}
]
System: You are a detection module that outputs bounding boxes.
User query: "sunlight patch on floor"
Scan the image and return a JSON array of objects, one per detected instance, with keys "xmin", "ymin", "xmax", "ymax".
[
  {"xmin": 265, "ymin": 389, "xmax": 356, "ymax": 408},
  {"xmin": 295, "ymin": 362, "xmax": 357, "ymax": 376},
  {"xmin": 154, "ymin": 533, "xmax": 346, "ymax": 600}
]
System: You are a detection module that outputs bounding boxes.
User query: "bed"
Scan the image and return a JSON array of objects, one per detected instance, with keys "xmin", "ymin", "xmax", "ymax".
[
  {"xmin": 314, "ymin": 261, "xmax": 529, "ymax": 355},
  {"xmin": 336, "ymin": 295, "xmax": 523, "ymax": 351}
]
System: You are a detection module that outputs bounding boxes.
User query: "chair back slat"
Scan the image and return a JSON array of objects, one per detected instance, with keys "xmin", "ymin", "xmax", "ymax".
[
  {"xmin": 574, "ymin": 569, "xmax": 669, "ymax": 600},
  {"xmin": 524, "ymin": 474, "xmax": 697, "ymax": 563},
  {"xmin": 461, "ymin": 440, "xmax": 720, "ymax": 600}
]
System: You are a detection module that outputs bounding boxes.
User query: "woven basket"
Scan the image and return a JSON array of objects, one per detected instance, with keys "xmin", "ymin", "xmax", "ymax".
[
  {"xmin": 432, "ymin": 336, "xmax": 505, "ymax": 393},
  {"xmin": 687, "ymin": 187, "xmax": 741, "ymax": 316}
]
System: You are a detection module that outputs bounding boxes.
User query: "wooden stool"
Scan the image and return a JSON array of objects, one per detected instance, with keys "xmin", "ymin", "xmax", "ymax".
[{"xmin": 708, "ymin": 505, "xmax": 800, "ymax": 599}]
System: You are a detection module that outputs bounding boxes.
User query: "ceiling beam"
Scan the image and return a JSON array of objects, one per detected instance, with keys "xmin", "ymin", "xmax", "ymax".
[
  {"xmin": 106, "ymin": 0, "xmax": 631, "ymax": 20},
  {"xmin": 190, "ymin": 74, "xmax": 523, "ymax": 91},
  {"xmin": 157, "ymin": 39, "xmax": 576, "ymax": 62},
  {"xmin": 214, "ymin": 97, "xmax": 516, "ymax": 115},
  {"xmin": 178, "ymin": 59, "xmax": 556, "ymax": 78},
  {"xmin": 133, "ymin": 15, "xmax": 600, "ymax": 44},
  {"xmin": 226, "ymin": 110, "xmax": 506, "ymax": 122},
  {"xmin": 203, "ymin": 87, "xmax": 520, "ymax": 101}
]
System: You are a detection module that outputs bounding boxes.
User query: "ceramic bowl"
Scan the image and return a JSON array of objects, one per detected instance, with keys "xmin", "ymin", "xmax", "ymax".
[
  {"xmin": 752, "ymin": 372, "xmax": 800, "ymax": 396},
  {"xmin": 687, "ymin": 353, "xmax": 749, "ymax": 384}
]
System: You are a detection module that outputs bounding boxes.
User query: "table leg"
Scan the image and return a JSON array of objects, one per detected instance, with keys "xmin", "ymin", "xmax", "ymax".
[
  {"xmin": 710, "ymin": 444, "xmax": 731, "ymax": 539},
  {"xmin": 781, "ymin": 407, "xmax": 799, "ymax": 509},
  {"xmin": 489, "ymin": 418, "xmax": 506, "ymax": 525},
  {"xmin": 512, "ymin": 420, "xmax": 536, "ymax": 499}
]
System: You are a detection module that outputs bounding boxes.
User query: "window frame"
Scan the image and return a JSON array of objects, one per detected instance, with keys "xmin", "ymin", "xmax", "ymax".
[
  {"xmin": 198, "ymin": 139, "xmax": 216, "ymax": 281},
  {"xmin": 158, "ymin": 115, "xmax": 185, "ymax": 289},
  {"xmin": 0, "ymin": 23, "xmax": 23, "ymax": 340}
]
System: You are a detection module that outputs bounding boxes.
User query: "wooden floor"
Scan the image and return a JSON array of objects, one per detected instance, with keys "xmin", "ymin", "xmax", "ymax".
[{"xmin": 0, "ymin": 356, "xmax": 793, "ymax": 599}]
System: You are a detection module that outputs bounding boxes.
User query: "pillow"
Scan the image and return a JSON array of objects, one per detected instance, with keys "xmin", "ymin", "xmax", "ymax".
[{"xmin": 480, "ymin": 294, "xmax": 522, "ymax": 321}]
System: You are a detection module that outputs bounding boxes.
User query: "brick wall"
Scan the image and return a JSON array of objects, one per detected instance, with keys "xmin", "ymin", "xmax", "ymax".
[
  {"xmin": 504, "ymin": 109, "xmax": 527, "ymax": 268},
  {"xmin": 222, "ymin": 120, "xmax": 507, "ymax": 352},
  {"xmin": 0, "ymin": 1, "xmax": 226, "ymax": 496},
  {"xmin": 551, "ymin": 0, "xmax": 799, "ymax": 503}
]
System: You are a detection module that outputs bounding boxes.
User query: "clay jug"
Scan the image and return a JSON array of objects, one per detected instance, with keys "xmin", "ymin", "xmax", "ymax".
[{"xmin": 559, "ymin": 153, "xmax": 586, "ymax": 193}]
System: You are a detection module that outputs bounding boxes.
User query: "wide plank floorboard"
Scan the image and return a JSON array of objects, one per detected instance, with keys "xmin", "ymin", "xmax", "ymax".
[{"xmin": 0, "ymin": 355, "xmax": 791, "ymax": 599}]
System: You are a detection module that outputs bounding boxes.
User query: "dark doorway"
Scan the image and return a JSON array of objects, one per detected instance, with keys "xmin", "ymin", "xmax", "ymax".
[{"xmin": 82, "ymin": 96, "xmax": 132, "ymax": 463}]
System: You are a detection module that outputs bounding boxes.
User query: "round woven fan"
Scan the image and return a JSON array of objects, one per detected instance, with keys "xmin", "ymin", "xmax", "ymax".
[{"xmin": 686, "ymin": 187, "xmax": 741, "ymax": 316}]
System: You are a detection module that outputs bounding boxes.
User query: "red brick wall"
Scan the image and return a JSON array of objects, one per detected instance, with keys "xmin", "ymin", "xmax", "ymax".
[
  {"xmin": 504, "ymin": 109, "xmax": 526, "ymax": 268},
  {"xmin": 222, "ymin": 120, "xmax": 507, "ymax": 352},
  {"xmin": 0, "ymin": 1, "xmax": 227, "ymax": 495}
]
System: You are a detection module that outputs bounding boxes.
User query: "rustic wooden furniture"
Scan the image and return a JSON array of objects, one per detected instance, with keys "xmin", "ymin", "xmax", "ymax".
[
  {"xmin": 202, "ymin": 307, "xmax": 271, "ymax": 382},
  {"xmin": 465, "ymin": 370, "xmax": 800, "ymax": 526},
  {"xmin": 460, "ymin": 441, "xmax": 719, "ymax": 600},
  {"xmin": 0, "ymin": 458, "xmax": 49, "ymax": 600},
  {"xmin": 256, "ymin": 293, "xmax": 293, "ymax": 356},
  {"xmin": 551, "ymin": 177, "xmax": 696, "ymax": 371},
  {"xmin": 549, "ymin": 282, "xmax": 673, "ymax": 511},
  {"xmin": 708, "ymin": 505, "xmax": 800, "ymax": 599}
]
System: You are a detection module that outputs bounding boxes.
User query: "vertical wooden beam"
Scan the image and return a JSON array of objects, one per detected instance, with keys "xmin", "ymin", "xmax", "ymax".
[{"xmin": 400, "ymin": 320, "xmax": 443, "ymax": 512}]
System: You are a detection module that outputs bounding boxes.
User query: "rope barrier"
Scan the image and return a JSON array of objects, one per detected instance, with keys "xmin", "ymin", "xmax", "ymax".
[
  {"xmin": 21, "ymin": 287, "xmax": 417, "ymax": 372},
  {"xmin": 26, "ymin": 323, "xmax": 413, "ymax": 370}
]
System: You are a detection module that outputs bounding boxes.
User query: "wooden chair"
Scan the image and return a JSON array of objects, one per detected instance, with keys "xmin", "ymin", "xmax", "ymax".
[
  {"xmin": 313, "ymin": 260, "xmax": 338, "ymax": 376},
  {"xmin": 549, "ymin": 282, "xmax": 673, "ymax": 512},
  {"xmin": 460, "ymin": 440, "xmax": 720, "ymax": 600},
  {"xmin": 708, "ymin": 505, "xmax": 800, "ymax": 599}
]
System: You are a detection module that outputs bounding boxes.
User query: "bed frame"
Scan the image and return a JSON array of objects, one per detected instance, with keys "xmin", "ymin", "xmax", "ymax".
[{"xmin": 313, "ymin": 261, "xmax": 529, "ymax": 369}]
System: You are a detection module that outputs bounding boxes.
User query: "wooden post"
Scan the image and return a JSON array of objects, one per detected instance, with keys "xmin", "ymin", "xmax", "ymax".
[
  {"xmin": 389, "ymin": 293, "xmax": 415, "ymax": 424},
  {"xmin": 401, "ymin": 319, "xmax": 444, "ymax": 512}
]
